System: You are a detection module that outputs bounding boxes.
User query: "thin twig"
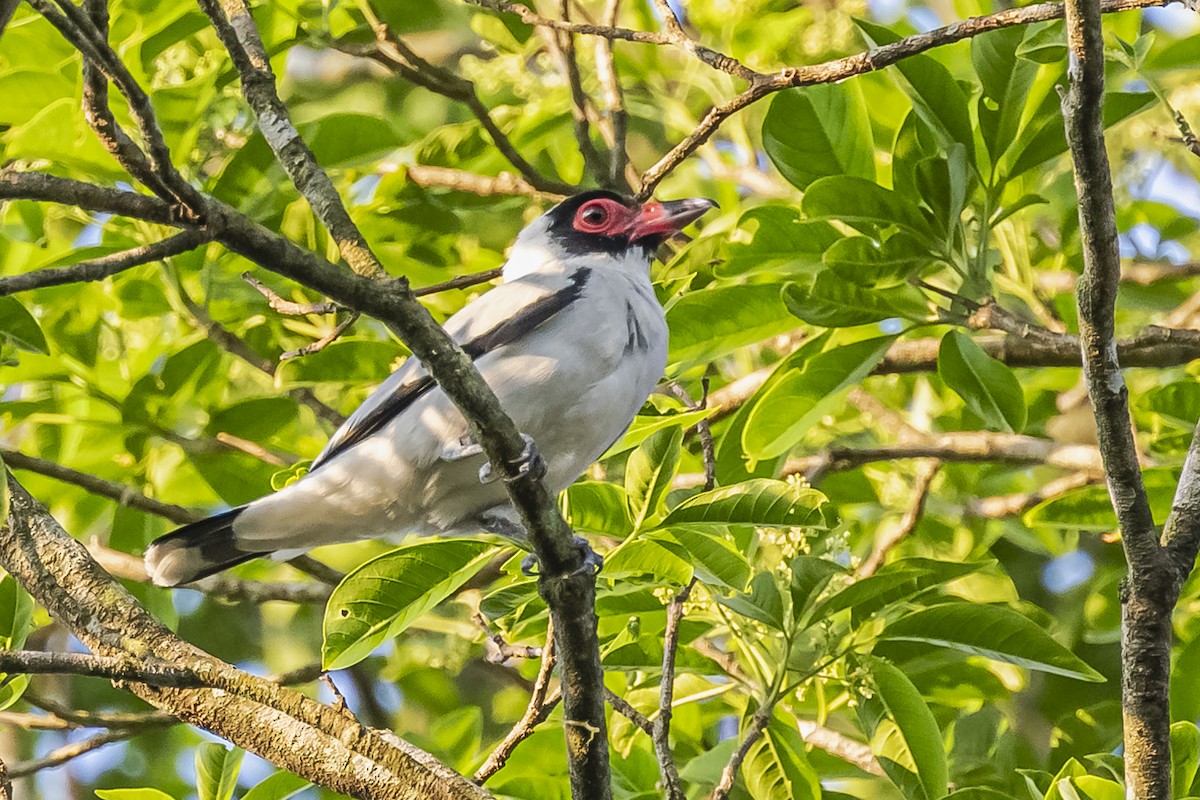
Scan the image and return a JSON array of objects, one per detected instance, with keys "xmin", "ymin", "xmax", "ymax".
[
  {"xmin": 175, "ymin": 287, "xmax": 347, "ymax": 427},
  {"xmin": 796, "ymin": 720, "xmax": 883, "ymax": 775},
  {"xmin": 604, "ymin": 687, "xmax": 652, "ymax": 734},
  {"xmin": 414, "ymin": 268, "xmax": 505, "ymax": 297},
  {"xmin": 475, "ymin": 622, "xmax": 560, "ymax": 782},
  {"xmin": 198, "ymin": 0, "xmax": 385, "ymax": 278},
  {"xmin": 636, "ymin": 0, "xmax": 1170, "ymax": 197},
  {"xmin": 711, "ymin": 705, "xmax": 774, "ymax": 800},
  {"xmin": 243, "ymin": 272, "xmax": 340, "ymax": 316},
  {"xmin": 280, "ymin": 312, "xmax": 360, "ymax": 361},
  {"xmin": 652, "ymin": 577, "xmax": 696, "ymax": 800},
  {"xmin": 547, "ymin": 0, "xmax": 606, "ymax": 184},
  {"xmin": 668, "ymin": 381, "xmax": 716, "ymax": 491},
  {"xmin": 0, "ymin": 228, "xmax": 207, "ymax": 297},
  {"xmin": 2, "ymin": 449, "xmax": 197, "ymax": 525},
  {"xmin": 340, "ymin": 10, "xmax": 574, "ymax": 195},
  {"xmin": 857, "ymin": 461, "xmax": 940, "ymax": 577},
  {"xmin": 967, "ymin": 471, "xmax": 1097, "ymax": 518},
  {"xmin": 0, "ymin": 650, "xmax": 209, "ymax": 688},
  {"xmin": 594, "ymin": 0, "xmax": 629, "ymax": 189},
  {"xmin": 472, "ymin": 612, "xmax": 541, "ymax": 663},
  {"xmin": 405, "ymin": 165, "xmax": 558, "ymax": 198},
  {"xmin": 7, "ymin": 727, "xmax": 170, "ymax": 779}
]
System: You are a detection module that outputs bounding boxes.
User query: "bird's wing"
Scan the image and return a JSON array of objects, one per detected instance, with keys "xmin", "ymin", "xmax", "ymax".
[{"xmin": 310, "ymin": 268, "xmax": 591, "ymax": 469}]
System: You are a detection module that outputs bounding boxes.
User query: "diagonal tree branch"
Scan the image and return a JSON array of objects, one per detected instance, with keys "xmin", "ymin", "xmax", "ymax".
[
  {"xmin": 0, "ymin": 230, "xmax": 209, "ymax": 296},
  {"xmin": 1, "ymin": 477, "xmax": 492, "ymax": 800}
]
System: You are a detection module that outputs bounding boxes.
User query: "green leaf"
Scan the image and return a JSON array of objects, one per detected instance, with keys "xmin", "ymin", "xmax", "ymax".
[
  {"xmin": 95, "ymin": 790, "xmax": 177, "ymax": 800},
  {"xmin": 625, "ymin": 424, "xmax": 684, "ymax": 531},
  {"xmin": 1173, "ymin": 635, "xmax": 1200, "ymax": 722},
  {"xmin": 1026, "ymin": 467, "xmax": 1179, "ymax": 531},
  {"xmin": 1004, "ymin": 92, "xmax": 1153, "ymax": 179},
  {"xmin": 1064, "ymin": 776, "xmax": 1124, "ymax": 800},
  {"xmin": 0, "ymin": 296, "xmax": 49, "ymax": 354},
  {"xmin": 195, "ymin": 743, "xmax": 244, "ymax": 800},
  {"xmin": 662, "ymin": 479, "xmax": 828, "ymax": 529},
  {"xmin": 602, "ymin": 539, "xmax": 693, "ymax": 585},
  {"xmin": 1042, "ymin": 759, "xmax": 1088, "ymax": 800},
  {"xmin": 651, "ymin": 528, "xmax": 750, "ymax": 590},
  {"xmin": 856, "ymin": 19, "xmax": 973, "ymax": 155},
  {"xmin": 603, "ymin": 406, "xmax": 713, "ymax": 458},
  {"xmin": 938, "ymin": 331, "xmax": 1026, "ymax": 432},
  {"xmin": 562, "ymin": 481, "xmax": 633, "ymax": 536},
  {"xmin": 1016, "ymin": 22, "xmax": 1067, "ymax": 64},
  {"xmin": 789, "ymin": 555, "xmax": 846, "ymax": 622},
  {"xmin": 784, "ymin": 273, "xmax": 923, "ymax": 328},
  {"xmin": 880, "ymin": 603, "xmax": 1105, "ymax": 681},
  {"xmin": 743, "ymin": 335, "xmax": 898, "ymax": 458},
  {"xmin": 666, "ymin": 284, "xmax": 794, "ymax": 368},
  {"xmin": 719, "ymin": 572, "xmax": 786, "ymax": 630},
  {"xmin": 972, "ymin": 27, "xmax": 1038, "ymax": 167},
  {"xmin": 945, "ymin": 790, "xmax": 1018, "ymax": 800},
  {"xmin": 304, "ymin": 113, "xmax": 403, "ymax": 167},
  {"xmin": 743, "ymin": 711, "xmax": 822, "ymax": 800},
  {"xmin": 720, "ymin": 206, "xmax": 842, "ymax": 278},
  {"xmin": 858, "ymin": 655, "xmax": 949, "ymax": 800},
  {"xmin": 763, "ymin": 83, "xmax": 875, "ymax": 190},
  {"xmin": 824, "ymin": 233, "xmax": 930, "ymax": 287},
  {"xmin": 803, "ymin": 175, "xmax": 936, "ymax": 241},
  {"xmin": 1174, "ymin": 721, "xmax": 1200, "ymax": 800},
  {"xmin": 241, "ymin": 771, "xmax": 311, "ymax": 800},
  {"xmin": 813, "ymin": 558, "xmax": 985, "ymax": 623},
  {"xmin": 323, "ymin": 540, "xmax": 500, "ymax": 670},
  {"xmin": 1145, "ymin": 381, "xmax": 1200, "ymax": 427},
  {"xmin": 0, "ymin": 573, "xmax": 34, "ymax": 711}
]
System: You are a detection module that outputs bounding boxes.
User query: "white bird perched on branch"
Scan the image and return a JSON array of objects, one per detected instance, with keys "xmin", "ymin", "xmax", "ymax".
[{"xmin": 145, "ymin": 191, "xmax": 717, "ymax": 587}]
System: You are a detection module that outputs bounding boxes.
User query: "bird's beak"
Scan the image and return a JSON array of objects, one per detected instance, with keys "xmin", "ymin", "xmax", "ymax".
[{"xmin": 628, "ymin": 197, "xmax": 718, "ymax": 243}]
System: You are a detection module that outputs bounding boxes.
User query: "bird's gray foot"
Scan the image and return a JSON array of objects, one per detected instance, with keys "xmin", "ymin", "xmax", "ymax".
[
  {"xmin": 478, "ymin": 433, "xmax": 546, "ymax": 485},
  {"xmin": 440, "ymin": 435, "xmax": 484, "ymax": 462},
  {"xmin": 520, "ymin": 536, "xmax": 604, "ymax": 578}
]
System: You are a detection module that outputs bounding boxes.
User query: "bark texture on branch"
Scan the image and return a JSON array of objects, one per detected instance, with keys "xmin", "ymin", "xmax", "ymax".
[
  {"xmin": 0, "ymin": 478, "xmax": 491, "ymax": 800},
  {"xmin": 1062, "ymin": 0, "xmax": 1180, "ymax": 796}
]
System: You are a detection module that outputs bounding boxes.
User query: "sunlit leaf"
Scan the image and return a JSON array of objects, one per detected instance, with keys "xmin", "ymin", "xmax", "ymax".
[{"xmin": 323, "ymin": 540, "xmax": 501, "ymax": 670}]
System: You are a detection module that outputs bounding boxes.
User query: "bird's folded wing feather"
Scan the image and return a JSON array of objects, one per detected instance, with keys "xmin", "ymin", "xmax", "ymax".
[{"xmin": 310, "ymin": 269, "xmax": 591, "ymax": 469}]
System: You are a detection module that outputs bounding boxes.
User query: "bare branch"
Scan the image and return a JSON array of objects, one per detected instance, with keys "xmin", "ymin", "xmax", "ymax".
[
  {"xmin": 594, "ymin": 0, "xmax": 630, "ymax": 189},
  {"xmin": 604, "ymin": 688, "xmax": 652, "ymax": 734},
  {"xmin": 545, "ymin": 0, "xmax": 607, "ymax": 184},
  {"xmin": 791, "ymin": 432, "xmax": 1107, "ymax": 482},
  {"xmin": 0, "ymin": 650, "xmax": 211, "ymax": 688},
  {"xmin": 28, "ymin": 0, "xmax": 204, "ymax": 216},
  {"xmin": 711, "ymin": 705, "xmax": 773, "ymax": 800},
  {"xmin": 197, "ymin": 0, "xmax": 385, "ymax": 278},
  {"xmin": 405, "ymin": 165, "xmax": 559, "ymax": 199},
  {"xmin": 636, "ymin": 0, "xmax": 1170, "ymax": 196},
  {"xmin": 652, "ymin": 578, "xmax": 695, "ymax": 800},
  {"xmin": 2, "ymin": 478, "xmax": 491, "ymax": 799},
  {"xmin": 244, "ymin": 272, "xmax": 340, "ymax": 316},
  {"xmin": 280, "ymin": 312, "xmax": 360, "ymax": 361},
  {"xmin": 338, "ymin": 13, "xmax": 574, "ymax": 196},
  {"xmin": 1036, "ymin": 261, "xmax": 1200, "ymax": 293},
  {"xmin": 857, "ymin": 461, "xmax": 940, "ymax": 577},
  {"xmin": 175, "ymin": 287, "xmax": 346, "ymax": 427},
  {"xmin": 0, "ymin": 230, "xmax": 209, "ymax": 297},
  {"xmin": 7, "ymin": 727, "xmax": 166, "ymax": 780},
  {"xmin": 0, "ymin": 169, "xmax": 176, "ymax": 224},
  {"xmin": 1162, "ymin": 418, "xmax": 1200, "ymax": 576},
  {"xmin": 796, "ymin": 720, "xmax": 883, "ymax": 776},
  {"xmin": 1, "ymin": 449, "xmax": 197, "ymax": 525},
  {"xmin": 414, "ymin": 268, "xmax": 505, "ymax": 297},
  {"xmin": 967, "ymin": 471, "xmax": 1097, "ymax": 518},
  {"xmin": 474, "ymin": 624, "xmax": 560, "ymax": 782}
]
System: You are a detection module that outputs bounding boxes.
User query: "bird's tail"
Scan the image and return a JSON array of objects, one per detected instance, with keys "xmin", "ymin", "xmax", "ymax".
[{"xmin": 144, "ymin": 507, "xmax": 267, "ymax": 587}]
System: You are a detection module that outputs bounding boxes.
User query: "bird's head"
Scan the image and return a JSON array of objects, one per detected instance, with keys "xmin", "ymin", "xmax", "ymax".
[{"xmin": 505, "ymin": 190, "xmax": 717, "ymax": 279}]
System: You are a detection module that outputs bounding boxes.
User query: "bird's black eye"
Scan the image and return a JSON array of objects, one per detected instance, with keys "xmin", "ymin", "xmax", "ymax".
[{"xmin": 582, "ymin": 206, "xmax": 607, "ymax": 225}]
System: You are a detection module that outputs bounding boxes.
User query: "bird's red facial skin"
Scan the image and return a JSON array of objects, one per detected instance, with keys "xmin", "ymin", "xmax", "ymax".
[{"xmin": 572, "ymin": 198, "xmax": 635, "ymax": 237}]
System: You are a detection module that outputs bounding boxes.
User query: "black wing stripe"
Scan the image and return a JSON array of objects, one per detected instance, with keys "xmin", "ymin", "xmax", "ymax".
[{"xmin": 311, "ymin": 268, "xmax": 591, "ymax": 470}]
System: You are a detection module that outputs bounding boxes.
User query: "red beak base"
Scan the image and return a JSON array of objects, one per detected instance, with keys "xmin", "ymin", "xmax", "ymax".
[{"xmin": 628, "ymin": 198, "xmax": 718, "ymax": 244}]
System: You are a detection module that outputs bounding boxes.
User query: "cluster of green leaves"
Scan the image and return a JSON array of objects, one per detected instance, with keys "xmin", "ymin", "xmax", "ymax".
[{"xmin": 2, "ymin": 0, "xmax": 1200, "ymax": 798}]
